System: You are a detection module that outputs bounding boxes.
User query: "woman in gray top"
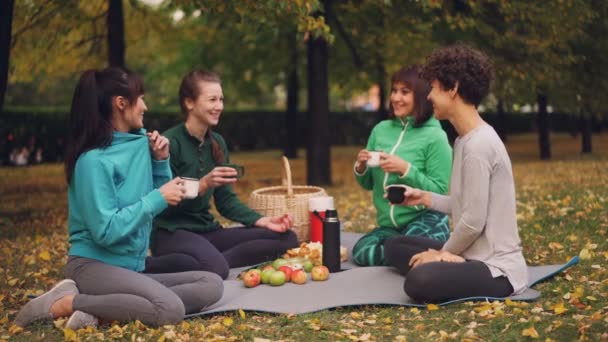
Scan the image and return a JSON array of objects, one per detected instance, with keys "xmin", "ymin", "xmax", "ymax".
[{"xmin": 384, "ymin": 45, "xmax": 527, "ymax": 303}]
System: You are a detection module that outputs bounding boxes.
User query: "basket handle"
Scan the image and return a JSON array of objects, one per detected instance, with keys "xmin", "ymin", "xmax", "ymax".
[{"xmin": 280, "ymin": 156, "xmax": 293, "ymax": 197}]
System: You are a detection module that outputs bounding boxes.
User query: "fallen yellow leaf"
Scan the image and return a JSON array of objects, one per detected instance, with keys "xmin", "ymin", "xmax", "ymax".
[
  {"xmin": 579, "ymin": 248, "xmax": 592, "ymax": 260},
  {"xmin": 222, "ymin": 317, "xmax": 234, "ymax": 327},
  {"xmin": 548, "ymin": 242, "xmax": 563, "ymax": 250},
  {"xmin": 62, "ymin": 328, "xmax": 78, "ymax": 341},
  {"xmin": 38, "ymin": 250, "xmax": 51, "ymax": 261},
  {"xmin": 522, "ymin": 326, "xmax": 539, "ymax": 338},
  {"xmin": 8, "ymin": 325, "xmax": 23, "ymax": 335},
  {"xmin": 239, "ymin": 309, "xmax": 246, "ymax": 319},
  {"xmin": 553, "ymin": 302, "xmax": 567, "ymax": 315},
  {"xmin": 427, "ymin": 304, "xmax": 439, "ymax": 311}
]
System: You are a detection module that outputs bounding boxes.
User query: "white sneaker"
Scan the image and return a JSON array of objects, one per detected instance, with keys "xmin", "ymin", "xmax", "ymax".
[{"xmin": 66, "ymin": 310, "xmax": 98, "ymax": 330}]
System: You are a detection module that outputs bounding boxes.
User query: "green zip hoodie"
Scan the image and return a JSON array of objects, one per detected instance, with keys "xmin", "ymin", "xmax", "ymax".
[{"xmin": 354, "ymin": 116, "xmax": 452, "ymax": 228}]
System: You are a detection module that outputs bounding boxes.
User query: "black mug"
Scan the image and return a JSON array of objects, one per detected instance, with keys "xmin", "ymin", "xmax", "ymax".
[{"xmin": 386, "ymin": 185, "xmax": 407, "ymax": 204}]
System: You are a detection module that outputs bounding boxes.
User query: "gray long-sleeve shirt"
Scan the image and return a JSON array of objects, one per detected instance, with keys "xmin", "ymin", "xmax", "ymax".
[{"xmin": 430, "ymin": 124, "xmax": 527, "ymax": 294}]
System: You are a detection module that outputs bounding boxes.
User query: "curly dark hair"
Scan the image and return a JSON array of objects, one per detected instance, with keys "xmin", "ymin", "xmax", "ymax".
[{"xmin": 421, "ymin": 45, "xmax": 494, "ymax": 107}]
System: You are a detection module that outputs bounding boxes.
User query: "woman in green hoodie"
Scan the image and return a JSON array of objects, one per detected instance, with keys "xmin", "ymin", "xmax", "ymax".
[
  {"xmin": 15, "ymin": 67, "xmax": 223, "ymax": 330},
  {"xmin": 352, "ymin": 65, "xmax": 453, "ymax": 266}
]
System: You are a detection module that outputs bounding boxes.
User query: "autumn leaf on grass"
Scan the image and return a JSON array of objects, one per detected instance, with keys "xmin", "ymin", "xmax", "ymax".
[
  {"xmin": 522, "ymin": 326, "xmax": 539, "ymax": 338},
  {"xmin": 8, "ymin": 325, "xmax": 23, "ymax": 335},
  {"xmin": 552, "ymin": 302, "xmax": 567, "ymax": 315},
  {"xmin": 579, "ymin": 248, "xmax": 592, "ymax": 260},
  {"xmin": 427, "ymin": 304, "xmax": 439, "ymax": 311},
  {"xmin": 548, "ymin": 242, "xmax": 563, "ymax": 250},
  {"xmin": 38, "ymin": 250, "xmax": 51, "ymax": 261},
  {"xmin": 222, "ymin": 317, "xmax": 234, "ymax": 327},
  {"xmin": 62, "ymin": 328, "xmax": 78, "ymax": 341},
  {"xmin": 239, "ymin": 309, "xmax": 246, "ymax": 319}
]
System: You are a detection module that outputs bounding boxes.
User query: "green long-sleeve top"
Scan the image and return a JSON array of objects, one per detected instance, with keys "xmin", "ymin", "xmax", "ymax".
[
  {"xmin": 153, "ymin": 124, "xmax": 262, "ymax": 233},
  {"xmin": 354, "ymin": 116, "xmax": 452, "ymax": 228}
]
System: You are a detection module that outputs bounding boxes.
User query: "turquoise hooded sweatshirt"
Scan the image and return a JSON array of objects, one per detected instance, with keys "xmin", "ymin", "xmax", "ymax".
[
  {"xmin": 67, "ymin": 129, "xmax": 171, "ymax": 272},
  {"xmin": 354, "ymin": 116, "xmax": 452, "ymax": 228}
]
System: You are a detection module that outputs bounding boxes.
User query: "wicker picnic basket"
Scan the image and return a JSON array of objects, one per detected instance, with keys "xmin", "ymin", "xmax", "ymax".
[{"xmin": 248, "ymin": 156, "xmax": 327, "ymax": 242}]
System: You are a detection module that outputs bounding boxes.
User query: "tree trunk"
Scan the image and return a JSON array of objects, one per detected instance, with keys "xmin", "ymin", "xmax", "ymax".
[
  {"xmin": 0, "ymin": 0, "xmax": 15, "ymax": 115},
  {"xmin": 536, "ymin": 92, "xmax": 551, "ymax": 160},
  {"xmin": 306, "ymin": 29, "xmax": 331, "ymax": 186},
  {"xmin": 284, "ymin": 33, "xmax": 298, "ymax": 159},
  {"xmin": 580, "ymin": 113, "xmax": 592, "ymax": 153},
  {"xmin": 376, "ymin": 57, "xmax": 388, "ymax": 122},
  {"xmin": 496, "ymin": 98, "xmax": 507, "ymax": 142},
  {"xmin": 107, "ymin": 0, "xmax": 125, "ymax": 68}
]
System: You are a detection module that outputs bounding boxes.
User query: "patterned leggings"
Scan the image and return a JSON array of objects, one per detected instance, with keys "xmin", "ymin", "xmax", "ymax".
[{"xmin": 352, "ymin": 210, "xmax": 450, "ymax": 266}]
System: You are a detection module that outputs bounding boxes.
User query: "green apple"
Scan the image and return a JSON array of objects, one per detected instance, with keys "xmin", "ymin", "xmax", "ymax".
[
  {"xmin": 303, "ymin": 260, "xmax": 314, "ymax": 273},
  {"xmin": 269, "ymin": 270, "xmax": 286, "ymax": 286},
  {"xmin": 260, "ymin": 269, "xmax": 274, "ymax": 284},
  {"xmin": 272, "ymin": 258, "xmax": 289, "ymax": 270}
]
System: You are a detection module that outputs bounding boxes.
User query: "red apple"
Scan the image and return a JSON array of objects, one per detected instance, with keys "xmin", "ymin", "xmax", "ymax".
[
  {"xmin": 242, "ymin": 269, "xmax": 261, "ymax": 288},
  {"xmin": 291, "ymin": 269, "xmax": 307, "ymax": 284},
  {"xmin": 278, "ymin": 265, "xmax": 293, "ymax": 282},
  {"xmin": 261, "ymin": 265, "xmax": 275, "ymax": 272},
  {"xmin": 311, "ymin": 265, "xmax": 329, "ymax": 281}
]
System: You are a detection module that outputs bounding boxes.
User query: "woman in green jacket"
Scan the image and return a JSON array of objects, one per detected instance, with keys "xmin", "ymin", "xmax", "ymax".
[{"xmin": 352, "ymin": 65, "xmax": 453, "ymax": 266}]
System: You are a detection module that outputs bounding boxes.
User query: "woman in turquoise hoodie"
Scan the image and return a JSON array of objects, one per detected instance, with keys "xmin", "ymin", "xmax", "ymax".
[
  {"xmin": 352, "ymin": 65, "xmax": 453, "ymax": 266},
  {"xmin": 15, "ymin": 67, "xmax": 223, "ymax": 330}
]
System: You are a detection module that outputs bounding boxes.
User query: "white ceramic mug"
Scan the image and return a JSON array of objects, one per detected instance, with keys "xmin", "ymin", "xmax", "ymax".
[
  {"xmin": 181, "ymin": 177, "xmax": 200, "ymax": 199},
  {"xmin": 367, "ymin": 151, "xmax": 381, "ymax": 167}
]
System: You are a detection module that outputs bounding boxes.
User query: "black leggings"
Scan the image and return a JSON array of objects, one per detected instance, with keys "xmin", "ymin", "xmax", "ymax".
[
  {"xmin": 383, "ymin": 236, "xmax": 513, "ymax": 303},
  {"xmin": 145, "ymin": 227, "xmax": 298, "ymax": 279}
]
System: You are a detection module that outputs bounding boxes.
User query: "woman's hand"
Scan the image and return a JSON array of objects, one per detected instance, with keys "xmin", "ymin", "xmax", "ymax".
[
  {"xmin": 200, "ymin": 167, "xmax": 238, "ymax": 192},
  {"xmin": 409, "ymin": 249, "xmax": 465, "ymax": 269},
  {"xmin": 255, "ymin": 214, "xmax": 293, "ymax": 233},
  {"xmin": 147, "ymin": 131, "xmax": 170, "ymax": 160},
  {"xmin": 159, "ymin": 177, "xmax": 186, "ymax": 205},
  {"xmin": 355, "ymin": 149, "xmax": 370, "ymax": 173},
  {"xmin": 379, "ymin": 153, "xmax": 409, "ymax": 175}
]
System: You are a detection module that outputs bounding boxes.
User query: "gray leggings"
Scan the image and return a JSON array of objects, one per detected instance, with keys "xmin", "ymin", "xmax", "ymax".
[{"xmin": 65, "ymin": 256, "xmax": 223, "ymax": 326}]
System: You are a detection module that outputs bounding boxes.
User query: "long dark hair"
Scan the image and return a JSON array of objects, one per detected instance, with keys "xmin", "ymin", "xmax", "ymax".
[
  {"xmin": 179, "ymin": 70, "xmax": 225, "ymax": 164},
  {"xmin": 389, "ymin": 65, "xmax": 433, "ymax": 126},
  {"xmin": 64, "ymin": 67, "xmax": 144, "ymax": 183}
]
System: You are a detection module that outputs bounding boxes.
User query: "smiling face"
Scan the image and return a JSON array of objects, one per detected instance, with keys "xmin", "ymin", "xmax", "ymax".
[
  {"xmin": 426, "ymin": 79, "xmax": 454, "ymax": 120},
  {"xmin": 186, "ymin": 81, "xmax": 224, "ymax": 127},
  {"xmin": 390, "ymin": 82, "xmax": 415, "ymax": 118},
  {"xmin": 123, "ymin": 95, "xmax": 147, "ymax": 130}
]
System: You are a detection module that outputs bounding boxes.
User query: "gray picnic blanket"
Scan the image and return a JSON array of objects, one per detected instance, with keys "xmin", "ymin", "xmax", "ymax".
[{"xmin": 187, "ymin": 232, "xmax": 578, "ymax": 317}]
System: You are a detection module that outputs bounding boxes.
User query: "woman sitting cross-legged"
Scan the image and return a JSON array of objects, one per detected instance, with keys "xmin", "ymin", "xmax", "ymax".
[
  {"xmin": 351, "ymin": 65, "xmax": 453, "ymax": 267},
  {"xmin": 144, "ymin": 70, "xmax": 298, "ymax": 279},
  {"xmin": 14, "ymin": 67, "xmax": 223, "ymax": 330},
  {"xmin": 384, "ymin": 45, "xmax": 527, "ymax": 303}
]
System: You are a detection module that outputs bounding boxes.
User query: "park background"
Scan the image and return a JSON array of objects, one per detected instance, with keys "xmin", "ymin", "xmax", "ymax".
[{"xmin": 0, "ymin": 0, "xmax": 607, "ymax": 341}]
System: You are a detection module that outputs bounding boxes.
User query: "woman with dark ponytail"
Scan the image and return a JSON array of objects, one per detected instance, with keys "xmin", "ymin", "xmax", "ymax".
[
  {"xmin": 15, "ymin": 67, "xmax": 223, "ymax": 330},
  {"xmin": 145, "ymin": 70, "xmax": 298, "ymax": 279}
]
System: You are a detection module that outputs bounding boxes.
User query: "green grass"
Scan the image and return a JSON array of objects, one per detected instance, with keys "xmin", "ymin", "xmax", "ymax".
[{"xmin": 1, "ymin": 133, "xmax": 607, "ymax": 341}]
